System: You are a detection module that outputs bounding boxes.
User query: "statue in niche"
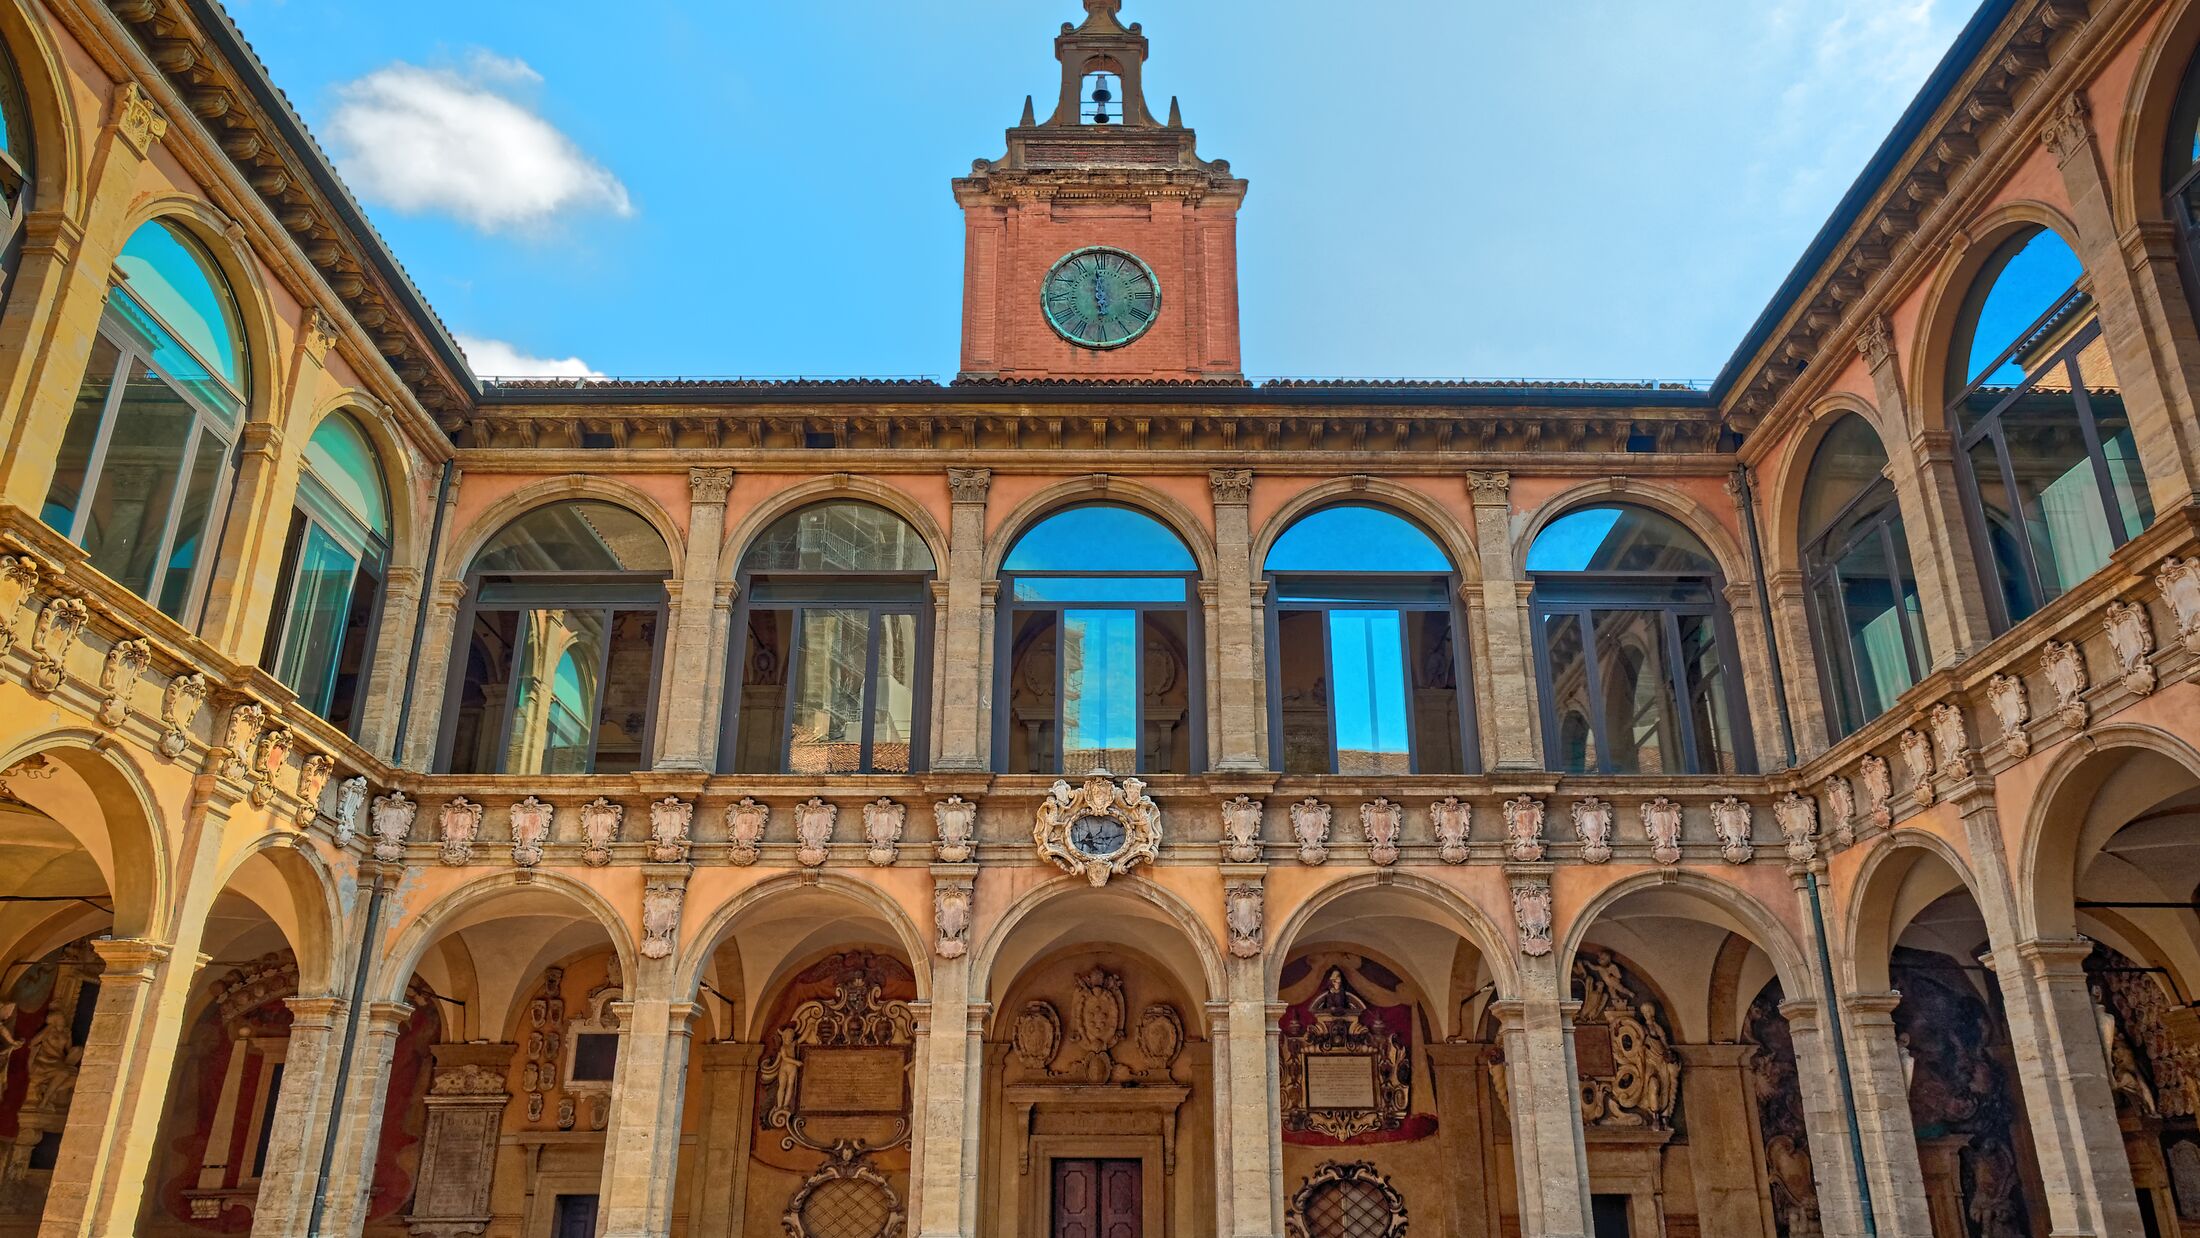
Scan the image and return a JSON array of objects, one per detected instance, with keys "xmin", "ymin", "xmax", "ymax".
[
  {"xmin": 1278, "ymin": 965, "xmax": 1416, "ymax": 1143},
  {"xmin": 1572, "ymin": 950, "xmax": 1680, "ymax": 1130},
  {"xmin": 20, "ymin": 1009, "xmax": 78, "ymax": 1113}
]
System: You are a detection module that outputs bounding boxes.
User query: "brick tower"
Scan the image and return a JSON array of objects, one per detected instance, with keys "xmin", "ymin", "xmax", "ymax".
[{"xmin": 954, "ymin": 0, "xmax": 1248, "ymax": 382}]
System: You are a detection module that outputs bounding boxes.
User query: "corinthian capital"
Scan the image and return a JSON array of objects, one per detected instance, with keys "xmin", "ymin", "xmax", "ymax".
[
  {"xmin": 688, "ymin": 467, "xmax": 734, "ymax": 505},
  {"xmin": 1209, "ymin": 469, "xmax": 1253, "ymax": 506},
  {"xmin": 2039, "ymin": 90, "xmax": 2092, "ymax": 165},
  {"xmin": 948, "ymin": 468, "xmax": 992, "ymax": 505}
]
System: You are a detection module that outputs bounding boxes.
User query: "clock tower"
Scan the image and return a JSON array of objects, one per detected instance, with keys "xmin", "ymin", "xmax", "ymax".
[{"xmin": 954, "ymin": 0, "xmax": 1248, "ymax": 382}]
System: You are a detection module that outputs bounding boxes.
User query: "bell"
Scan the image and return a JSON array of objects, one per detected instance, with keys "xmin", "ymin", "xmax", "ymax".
[{"xmin": 1092, "ymin": 84, "xmax": 1112, "ymax": 103}]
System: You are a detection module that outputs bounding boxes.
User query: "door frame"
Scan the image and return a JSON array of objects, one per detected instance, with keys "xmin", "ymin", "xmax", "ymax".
[{"xmin": 1029, "ymin": 1137, "xmax": 1165, "ymax": 1238}]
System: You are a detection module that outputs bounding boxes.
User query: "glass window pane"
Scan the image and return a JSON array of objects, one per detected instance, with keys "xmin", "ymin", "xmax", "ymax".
[
  {"xmin": 1591, "ymin": 611, "xmax": 1676, "ymax": 776},
  {"xmin": 1526, "ymin": 505, "xmax": 1719, "ymax": 575},
  {"xmin": 447, "ymin": 610, "xmax": 519, "ymax": 775},
  {"xmin": 1011, "ymin": 577, "xmax": 1186, "ymax": 603},
  {"xmin": 154, "ymin": 427, "xmax": 226, "ymax": 619},
  {"xmin": 473, "ymin": 501, "xmax": 671, "ymax": 573},
  {"xmin": 78, "ymin": 360, "xmax": 196, "ymax": 598},
  {"xmin": 741, "ymin": 502, "xmax": 934, "ymax": 573},
  {"xmin": 1008, "ymin": 610, "xmax": 1059, "ymax": 773},
  {"xmin": 112, "ymin": 220, "xmax": 245, "ymax": 398},
  {"xmin": 1828, "ymin": 533, "xmax": 1916, "ymax": 723},
  {"xmin": 789, "ymin": 608, "xmax": 869, "ymax": 775},
  {"xmin": 0, "ymin": 41, "xmax": 29, "ymax": 208},
  {"xmin": 273, "ymin": 520, "xmax": 361, "ymax": 716},
  {"xmin": 733, "ymin": 609, "xmax": 792, "ymax": 774},
  {"xmin": 871, "ymin": 612, "xmax": 918, "ymax": 774},
  {"xmin": 1329, "ymin": 610, "xmax": 1410, "ymax": 776},
  {"xmin": 1799, "ymin": 414, "xmax": 1892, "ymax": 542},
  {"xmin": 1062, "ymin": 608, "xmax": 1137, "ymax": 775},
  {"xmin": 593, "ymin": 610, "xmax": 654, "ymax": 773},
  {"xmin": 1142, "ymin": 610, "xmax": 1191, "ymax": 774},
  {"xmin": 1266, "ymin": 505, "xmax": 1449, "ymax": 573},
  {"xmin": 1676, "ymin": 615, "xmax": 1739, "ymax": 775},
  {"xmin": 505, "ymin": 609, "xmax": 606, "ymax": 776},
  {"xmin": 322, "ymin": 561, "xmax": 380, "ymax": 736},
  {"xmin": 1541, "ymin": 612, "xmax": 1595, "ymax": 774},
  {"xmin": 1004, "ymin": 505, "xmax": 1195, "ymax": 572},
  {"xmin": 1968, "ymin": 437, "xmax": 2040, "ymax": 624},
  {"xmin": 42, "ymin": 335, "xmax": 121, "ymax": 535},
  {"xmin": 2001, "ymin": 395, "xmax": 2113, "ymax": 602},
  {"xmin": 1952, "ymin": 227, "xmax": 2084, "ymax": 393},
  {"xmin": 303, "ymin": 412, "xmax": 389, "ymax": 536},
  {"xmin": 1407, "ymin": 609, "xmax": 1465, "ymax": 775},
  {"xmin": 1277, "ymin": 610, "xmax": 1331, "ymax": 774},
  {"xmin": 2072, "ymin": 336, "xmax": 2152, "ymax": 541}
]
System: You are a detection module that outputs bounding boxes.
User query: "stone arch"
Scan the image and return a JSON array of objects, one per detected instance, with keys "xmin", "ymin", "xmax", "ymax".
[
  {"xmin": 372, "ymin": 870, "xmax": 640, "ymax": 1015},
  {"xmin": 110, "ymin": 194, "xmax": 283, "ymax": 424},
  {"xmin": 718, "ymin": 476, "xmax": 950, "ymax": 581},
  {"xmin": 295, "ymin": 389, "xmax": 427, "ymax": 569},
  {"xmin": 1761, "ymin": 391, "xmax": 1901, "ymax": 571},
  {"xmin": 1512, "ymin": 476, "xmax": 1751, "ymax": 588},
  {"xmin": 674, "ymin": 871, "xmax": 934, "ymax": 1038},
  {"xmin": 1842, "ymin": 828, "xmax": 1985, "ymax": 994},
  {"xmin": 1265, "ymin": 870, "xmax": 1519, "ymax": 1008},
  {"xmin": 1905, "ymin": 199, "xmax": 2088, "ymax": 429},
  {"xmin": 0, "ymin": 728, "xmax": 169, "ymax": 941},
  {"xmin": 441, "ymin": 475, "xmax": 687, "ymax": 584},
  {"xmin": 1557, "ymin": 871, "xmax": 1815, "ymax": 1041},
  {"xmin": 2021, "ymin": 722, "xmax": 2200, "ymax": 944},
  {"xmin": 0, "ymin": 3, "xmax": 81, "ymax": 218},
  {"xmin": 1248, "ymin": 478, "xmax": 1480, "ymax": 582},
  {"xmin": 971, "ymin": 875, "xmax": 1225, "ymax": 1009},
  {"xmin": 2112, "ymin": 0, "xmax": 2200, "ymax": 234},
  {"xmin": 207, "ymin": 834, "xmax": 347, "ymax": 997},
  {"xmin": 983, "ymin": 476, "xmax": 1218, "ymax": 579}
]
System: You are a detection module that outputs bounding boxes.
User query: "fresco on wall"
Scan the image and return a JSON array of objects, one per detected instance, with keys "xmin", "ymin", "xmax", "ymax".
[
  {"xmin": 1888, "ymin": 946, "xmax": 2030, "ymax": 1238},
  {"xmin": 1744, "ymin": 980, "xmax": 1820, "ymax": 1238},
  {"xmin": 0, "ymin": 938, "xmax": 100, "ymax": 1217}
]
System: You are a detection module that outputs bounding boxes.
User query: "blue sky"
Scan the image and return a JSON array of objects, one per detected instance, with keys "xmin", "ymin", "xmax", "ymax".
[{"xmin": 223, "ymin": 0, "xmax": 1970, "ymax": 381}]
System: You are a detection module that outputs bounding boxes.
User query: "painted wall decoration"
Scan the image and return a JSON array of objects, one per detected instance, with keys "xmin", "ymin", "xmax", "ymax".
[
  {"xmin": 1277, "ymin": 955, "xmax": 1434, "ymax": 1146},
  {"xmin": 1744, "ymin": 981, "xmax": 1821, "ymax": 1238},
  {"xmin": 1889, "ymin": 946, "xmax": 2032, "ymax": 1238},
  {"xmin": 2086, "ymin": 942, "xmax": 2192, "ymax": 1120},
  {"xmin": 0, "ymin": 938, "xmax": 100, "ymax": 1217}
]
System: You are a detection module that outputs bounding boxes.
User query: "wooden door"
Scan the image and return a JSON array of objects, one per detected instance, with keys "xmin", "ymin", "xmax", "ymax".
[
  {"xmin": 552, "ymin": 1194, "xmax": 599, "ymax": 1238},
  {"xmin": 1052, "ymin": 1159, "xmax": 1141, "ymax": 1238}
]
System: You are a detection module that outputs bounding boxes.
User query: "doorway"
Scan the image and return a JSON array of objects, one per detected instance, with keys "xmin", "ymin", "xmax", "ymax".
[
  {"xmin": 1590, "ymin": 1193, "xmax": 1632, "ymax": 1238},
  {"xmin": 1052, "ymin": 1159, "xmax": 1141, "ymax": 1238},
  {"xmin": 552, "ymin": 1194, "xmax": 599, "ymax": 1238}
]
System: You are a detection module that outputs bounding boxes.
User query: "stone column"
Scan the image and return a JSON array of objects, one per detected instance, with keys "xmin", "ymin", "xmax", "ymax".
[
  {"xmin": 1466, "ymin": 472, "xmax": 1540, "ymax": 770},
  {"xmin": 316, "ymin": 1000, "xmax": 415, "ymax": 1238},
  {"xmin": 687, "ymin": 1042, "xmax": 762, "ymax": 1238},
  {"xmin": 915, "ymin": 920, "xmax": 980, "ymax": 1238},
  {"xmin": 1494, "ymin": 969, "xmax": 1591, "ymax": 1238},
  {"xmin": 1780, "ymin": 1000, "xmax": 1867, "ymax": 1238},
  {"xmin": 1209, "ymin": 470, "xmax": 1265, "ymax": 771},
  {"xmin": 1425, "ymin": 1042, "xmax": 1496, "ymax": 1238},
  {"xmin": 401, "ymin": 579, "xmax": 469, "ymax": 769},
  {"xmin": 658, "ymin": 468, "xmax": 733, "ymax": 770},
  {"xmin": 406, "ymin": 1044, "xmax": 516, "ymax": 1238},
  {"xmin": 597, "ymin": 985, "xmax": 698, "ymax": 1238},
  {"xmin": 936, "ymin": 468, "xmax": 992, "ymax": 771},
  {"xmin": 1841, "ymin": 993, "xmax": 1933, "ymax": 1238},
  {"xmin": 1679, "ymin": 1043, "xmax": 1774, "ymax": 1235},
  {"xmin": 247, "ymin": 995, "xmax": 349, "ymax": 1238},
  {"xmin": 1213, "ymin": 881, "xmax": 1281, "ymax": 1238}
]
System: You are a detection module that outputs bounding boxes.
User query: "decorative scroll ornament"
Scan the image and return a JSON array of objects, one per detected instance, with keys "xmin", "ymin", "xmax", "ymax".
[
  {"xmin": 1986, "ymin": 673, "xmax": 2030, "ymax": 760},
  {"xmin": 932, "ymin": 795, "xmax": 977, "ymax": 863},
  {"xmin": 2040, "ymin": 640, "xmax": 2088, "ymax": 730},
  {"xmin": 510, "ymin": 797, "xmax": 553, "ymax": 868},
  {"xmin": 250, "ymin": 726, "xmax": 294, "ymax": 808},
  {"xmin": 0, "ymin": 553, "xmax": 43, "ymax": 650},
  {"xmin": 933, "ymin": 884, "xmax": 971, "ymax": 959},
  {"xmin": 1063, "ymin": 968, "xmax": 1129, "ymax": 1083},
  {"xmin": 726, "ymin": 797, "xmax": 769, "ymax": 865},
  {"xmin": 758, "ymin": 962, "xmax": 915, "ymax": 1153},
  {"xmin": 1285, "ymin": 1162, "xmax": 1407, "ymax": 1238},
  {"xmin": 1640, "ymin": 796, "xmax": 1683, "ymax": 865},
  {"xmin": 28, "ymin": 595, "xmax": 88, "ymax": 694},
  {"xmin": 1574, "ymin": 950, "xmax": 1681, "ymax": 1129},
  {"xmin": 1859, "ymin": 754, "xmax": 1894, "ymax": 828},
  {"xmin": 1430, "ymin": 796, "xmax": 1471, "ymax": 864},
  {"xmin": 1502, "ymin": 794, "xmax": 1546, "ymax": 862},
  {"xmin": 1572, "ymin": 797, "xmax": 1614, "ymax": 864},
  {"xmin": 1774, "ymin": 792, "xmax": 1817, "ymax": 863},
  {"xmin": 783, "ymin": 1149, "xmax": 904, "ymax": 1238},
  {"xmin": 296, "ymin": 754, "xmax": 335, "ymax": 826},
  {"xmin": 219, "ymin": 702, "xmax": 264, "ymax": 783},
  {"xmin": 1280, "ymin": 969, "xmax": 1412, "ymax": 1140},
  {"xmin": 1226, "ymin": 884, "xmax": 1263, "ymax": 959},
  {"xmin": 1822, "ymin": 775, "xmax": 1855, "ymax": 848},
  {"xmin": 2104, "ymin": 599, "xmax": 2157, "ymax": 696},
  {"xmin": 1290, "ymin": 797, "xmax": 1332, "ymax": 865},
  {"xmin": 646, "ymin": 796, "xmax": 693, "ymax": 863},
  {"xmin": 1899, "ymin": 729, "xmax": 1935, "ymax": 807},
  {"xmin": 640, "ymin": 881, "xmax": 683, "ymax": 959},
  {"xmin": 1012, "ymin": 1002, "xmax": 1062, "ymax": 1070},
  {"xmin": 160, "ymin": 671, "xmax": 210, "ymax": 759},
  {"xmin": 1512, "ymin": 878, "xmax": 1554, "ymax": 957},
  {"xmin": 333, "ymin": 776, "xmax": 369, "ymax": 846},
  {"xmin": 579, "ymin": 797, "xmax": 623, "ymax": 866},
  {"xmin": 1359, "ymin": 798, "xmax": 1402, "ymax": 867},
  {"xmin": 96, "ymin": 637, "xmax": 151, "ymax": 727},
  {"xmin": 795, "ymin": 797, "xmax": 838, "ymax": 867},
  {"xmin": 862, "ymin": 797, "xmax": 904, "ymax": 866},
  {"xmin": 439, "ymin": 797, "xmax": 483, "ymax": 865},
  {"xmin": 1929, "ymin": 701, "xmax": 1972, "ymax": 782},
  {"xmin": 1033, "ymin": 774, "xmax": 1162, "ymax": 887},
  {"xmin": 1220, "ymin": 794, "xmax": 1264, "ymax": 863},
  {"xmin": 1711, "ymin": 797, "xmax": 1754, "ymax": 863},
  {"xmin": 2158, "ymin": 556, "xmax": 2200, "ymax": 652},
  {"xmin": 370, "ymin": 790, "xmax": 415, "ymax": 862}
]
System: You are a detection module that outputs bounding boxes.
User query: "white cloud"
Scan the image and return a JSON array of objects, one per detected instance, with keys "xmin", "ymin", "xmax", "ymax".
[
  {"xmin": 456, "ymin": 333, "xmax": 603, "ymax": 378},
  {"xmin": 327, "ymin": 56, "xmax": 632, "ymax": 232}
]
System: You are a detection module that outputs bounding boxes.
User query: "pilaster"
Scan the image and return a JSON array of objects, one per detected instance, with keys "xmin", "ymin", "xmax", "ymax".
[
  {"xmin": 1494, "ymin": 969, "xmax": 1591, "ymax": 1238},
  {"xmin": 597, "ymin": 991, "xmax": 699, "ymax": 1238},
  {"xmin": 317, "ymin": 1000, "xmax": 415, "ymax": 1238},
  {"xmin": 1467, "ymin": 472, "xmax": 1539, "ymax": 769},
  {"xmin": 687, "ymin": 1041, "xmax": 763, "ymax": 1238},
  {"xmin": 1209, "ymin": 469, "xmax": 1265, "ymax": 771},
  {"xmin": 246, "ymin": 994, "xmax": 350, "ymax": 1238},
  {"xmin": 1778, "ymin": 999, "xmax": 1868, "ymax": 1238},
  {"xmin": 1839, "ymin": 992, "xmax": 1933, "ymax": 1238},
  {"xmin": 403, "ymin": 578, "xmax": 469, "ymax": 769},
  {"xmin": 915, "ymin": 935, "xmax": 979, "ymax": 1238},
  {"xmin": 936, "ymin": 468, "xmax": 991, "ymax": 771},
  {"xmin": 657, "ymin": 468, "xmax": 733, "ymax": 769},
  {"xmin": 199, "ymin": 419, "xmax": 296, "ymax": 658}
]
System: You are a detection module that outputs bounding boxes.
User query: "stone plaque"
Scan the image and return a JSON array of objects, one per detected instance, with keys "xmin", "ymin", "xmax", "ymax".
[
  {"xmin": 797, "ymin": 1047, "xmax": 906, "ymax": 1114},
  {"xmin": 1302, "ymin": 1053, "xmax": 1377, "ymax": 1111},
  {"xmin": 1574, "ymin": 1025, "xmax": 1615, "ymax": 1077}
]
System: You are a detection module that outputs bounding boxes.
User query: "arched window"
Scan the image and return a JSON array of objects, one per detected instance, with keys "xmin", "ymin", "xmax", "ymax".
[
  {"xmin": 1527, "ymin": 503, "xmax": 1752, "ymax": 775},
  {"xmin": 1263, "ymin": 504, "xmax": 1474, "ymax": 774},
  {"xmin": 438, "ymin": 501, "xmax": 670, "ymax": 775},
  {"xmin": 1947, "ymin": 226, "xmax": 2149, "ymax": 628},
  {"xmin": 41, "ymin": 220, "xmax": 248, "ymax": 622},
  {"xmin": 726, "ymin": 501, "xmax": 935, "ymax": 774},
  {"xmin": 264, "ymin": 412, "xmax": 390, "ymax": 733},
  {"xmin": 998, "ymin": 504, "xmax": 1201, "ymax": 774},
  {"xmin": 1800, "ymin": 415, "xmax": 1928, "ymax": 739},
  {"xmin": 0, "ymin": 38, "xmax": 32, "ymax": 302},
  {"xmin": 2165, "ymin": 46, "xmax": 2200, "ymax": 319}
]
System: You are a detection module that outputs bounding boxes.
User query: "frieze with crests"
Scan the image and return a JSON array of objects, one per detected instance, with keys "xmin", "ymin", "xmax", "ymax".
[
  {"xmin": 1859, "ymin": 754, "xmax": 1894, "ymax": 828},
  {"xmin": 2105, "ymin": 599, "xmax": 2157, "ymax": 696},
  {"xmin": 160, "ymin": 671, "xmax": 210, "ymax": 760},
  {"xmin": 1711, "ymin": 797, "xmax": 1754, "ymax": 864},
  {"xmin": 510, "ymin": 797, "xmax": 553, "ymax": 868},
  {"xmin": 934, "ymin": 883, "xmax": 971, "ymax": 959},
  {"xmin": 1774, "ymin": 792, "xmax": 1817, "ymax": 864},
  {"xmin": 579, "ymin": 797, "xmax": 623, "ymax": 866},
  {"xmin": 1822, "ymin": 775, "xmax": 1855, "ymax": 848},
  {"xmin": 863, "ymin": 797, "xmax": 905, "ymax": 866},
  {"xmin": 332, "ymin": 776, "xmax": 368, "ymax": 846},
  {"xmin": 2040, "ymin": 640, "xmax": 2088, "ymax": 730},
  {"xmin": 1987, "ymin": 673, "xmax": 2029, "ymax": 760},
  {"xmin": 1572, "ymin": 797, "xmax": 1614, "ymax": 864},
  {"xmin": 1034, "ymin": 774, "xmax": 1162, "ymax": 887},
  {"xmin": 1359, "ymin": 798, "xmax": 1401, "ymax": 867},
  {"xmin": 2159, "ymin": 556, "xmax": 2200, "ymax": 653},
  {"xmin": 29, "ymin": 595, "xmax": 89, "ymax": 695},
  {"xmin": 933, "ymin": 795, "xmax": 977, "ymax": 863},
  {"xmin": 1219, "ymin": 794, "xmax": 1263, "ymax": 863},
  {"xmin": 1512, "ymin": 878, "xmax": 1554, "ymax": 957},
  {"xmin": 439, "ymin": 798, "xmax": 483, "ymax": 866},
  {"xmin": 1900, "ymin": 729, "xmax": 1935, "ymax": 808},
  {"xmin": 795, "ymin": 798, "xmax": 837, "ymax": 868},
  {"xmin": 0, "ymin": 553, "xmax": 42, "ymax": 651},
  {"xmin": 97, "ymin": 637, "xmax": 151, "ymax": 728},
  {"xmin": 371, "ymin": 790, "xmax": 415, "ymax": 862},
  {"xmin": 1503, "ymin": 794, "xmax": 1546, "ymax": 862},
  {"xmin": 726, "ymin": 797, "xmax": 769, "ymax": 865},
  {"xmin": 1640, "ymin": 796, "xmax": 1683, "ymax": 865},
  {"xmin": 646, "ymin": 796, "xmax": 692, "ymax": 863},
  {"xmin": 641, "ymin": 882, "xmax": 683, "ymax": 959},
  {"xmin": 1430, "ymin": 796, "xmax": 1471, "ymax": 864},
  {"xmin": 1930, "ymin": 701, "xmax": 1972, "ymax": 783},
  {"xmin": 1289, "ymin": 797, "xmax": 1331, "ymax": 865},
  {"xmin": 1226, "ymin": 883, "xmax": 1263, "ymax": 959}
]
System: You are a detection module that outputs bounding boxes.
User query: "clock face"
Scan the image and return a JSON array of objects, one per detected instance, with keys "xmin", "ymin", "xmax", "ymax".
[
  {"xmin": 1041, "ymin": 247, "xmax": 1160, "ymax": 349},
  {"xmin": 1068, "ymin": 813, "xmax": 1128, "ymax": 858}
]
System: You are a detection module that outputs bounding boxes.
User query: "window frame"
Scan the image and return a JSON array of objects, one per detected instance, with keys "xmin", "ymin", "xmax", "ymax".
[
  {"xmin": 722, "ymin": 567, "xmax": 935, "ymax": 776},
  {"xmin": 0, "ymin": 39, "xmax": 30, "ymax": 305},
  {"xmin": 264, "ymin": 449, "xmax": 391, "ymax": 731},
  {"xmin": 1799, "ymin": 459, "xmax": 1927, "ymax": 740}
]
